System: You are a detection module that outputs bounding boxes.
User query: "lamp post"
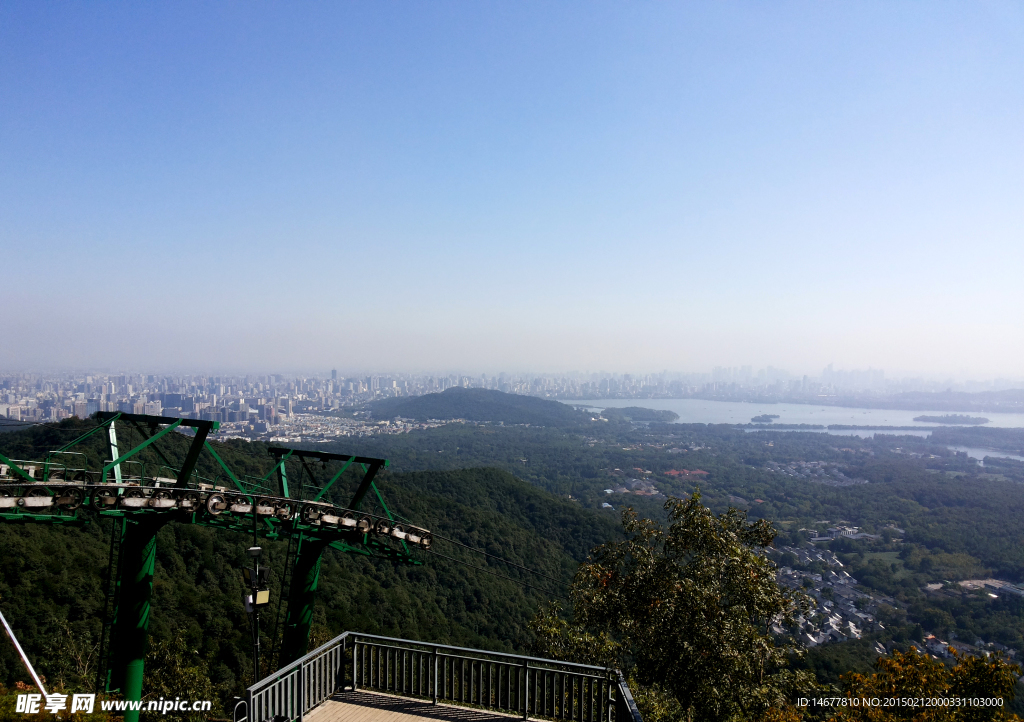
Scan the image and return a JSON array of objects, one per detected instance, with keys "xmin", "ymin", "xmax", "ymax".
[{"xmin": 243, "ymin": 546, "xmax": 271, "ymax": 682}]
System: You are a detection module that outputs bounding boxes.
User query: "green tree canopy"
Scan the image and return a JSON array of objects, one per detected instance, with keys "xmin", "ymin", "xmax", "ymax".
[
  {"xmin": 532, "ymin": 492, "xmax": 815, "ymax": 722},
  {"xmin": 834, "ymin": 647, "xmax": 1022, "ymax": 721}
]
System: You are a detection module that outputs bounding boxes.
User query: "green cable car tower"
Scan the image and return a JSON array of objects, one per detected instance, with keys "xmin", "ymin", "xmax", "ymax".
[{"xmin": 0, "ymin": 413, "xmax": 430, "ymax": 722}]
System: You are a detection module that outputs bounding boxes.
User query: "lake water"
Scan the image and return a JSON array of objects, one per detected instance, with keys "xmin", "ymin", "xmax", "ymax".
[
  {"xmin": 946, "ymin": 446, "xmax": 1024, "ymax": 464},
  {"xmin": 559, "ymin": 398, "xmax": 1024, "ymax": 461},
  {"xmin": 560, "ymin": 398, "xmax": 1024, "ymax": 429}
]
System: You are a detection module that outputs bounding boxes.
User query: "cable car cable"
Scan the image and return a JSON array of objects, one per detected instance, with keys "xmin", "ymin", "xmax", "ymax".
[
  {"xmin": 423, "ymin": 549, "xmax": 567, "ymax": 600},
  {"xmin": 387, "ymin": 511, "xmax": 564, "ymax": 585},
  {"xmin": 429, "ymin": 532, "xmax": 565, "ymax": 584}
]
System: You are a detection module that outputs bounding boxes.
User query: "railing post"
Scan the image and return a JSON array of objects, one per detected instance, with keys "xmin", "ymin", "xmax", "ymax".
[
  {"xmin": 242, "ymin": 633, "xmax": 625, "ymax": 722},
  {"xmin": 432, "ymin": 647, "xmax": 438, "ymax": 705},
  {"xmin": 614, "ymin": 670, "xmax": 635, "ymax": 722},
  {"xmin": 353, "ymin": 641, "xmax": 359, "ymax": 691},
  {"xmin": 298, "ymin": 660, "xmax": 305, "ymax": 722},
  {"xmin": 522, "ymin": 658, "xmax": 529, "ymax": 721}
]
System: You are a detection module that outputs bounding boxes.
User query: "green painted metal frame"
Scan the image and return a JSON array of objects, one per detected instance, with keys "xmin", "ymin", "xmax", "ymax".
[
  {"xmin": 278, "ymin": 534, "xmax": 328, "ymax": 665},
  {"xmin": 0, "ymin": 415, "xmax": 417, "ymax": 712},
  {"xmin": 107, "ymin": 516, "xmax": 170, "ymax": 722},
  {"xmin": 369, "ymin": 477, "xmax": 411, "ymax": 555},
  {"xmin": 52, "ymin": 413, "xmax": 121, "ymax": 453},
  {"xmin": 101, "ymin": 419, "xmax": 181, "ymax": 478},
  {"xmin": 348, "ymin": 461, "xmax": 386, "ymax": 509},
  {"xmin": 0, "ymin": 451, "xmax": 37, "ymax": 482},
  {"xmin": 261, "ymin": 450, "xmax": 294, "ymax": 483},
  {"xmin": 202, "ymin": 441, "xmax": 252, "ymax": 496},
  {"xmin": 125, "ymin": 419, "xmax": 177, "ymax": 471},
  {"xmin": 312, "ymin": 456, "xmax": 355, "ymax": 502}
]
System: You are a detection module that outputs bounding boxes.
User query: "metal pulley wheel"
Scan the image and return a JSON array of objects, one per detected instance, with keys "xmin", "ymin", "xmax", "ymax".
[
  {"xmin": 119, "ymin": 488, "xmax": 146, "ymax": 509},
  {"xmin": 206, "ymin": 493, "xmax": 228, "ymax": 515},
  {"xmin": 55, "ymin": 487, "xmax": 84, "ymax": 510},
  {"xmin": 255, "ymin": 497, "xmax": 276, "ymax": 516},
  {"xmin": 176, "ymin": 491, "xmax": 200, "ymax": 510},
  {"xmin": 92, "ymin": 489, "xmax": 117, "ymax": 509},
  {"xmin": 149, "ymin": 490, "xmax": 176, "ymax": 509}
]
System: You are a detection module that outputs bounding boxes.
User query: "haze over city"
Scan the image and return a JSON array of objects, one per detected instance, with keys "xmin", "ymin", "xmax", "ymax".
[{"xmin": 2, "ymin": 3, "xmax": 1022, "ymax": 376}]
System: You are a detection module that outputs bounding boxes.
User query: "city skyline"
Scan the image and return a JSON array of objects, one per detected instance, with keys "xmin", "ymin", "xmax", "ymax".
[
  {"xmin": 1, "ymin": 363, "xmax": 1021, "ymax": 387},
  {"xmin": 5, "ymin": 366, "xmax": 1023, "ymax": 440}
]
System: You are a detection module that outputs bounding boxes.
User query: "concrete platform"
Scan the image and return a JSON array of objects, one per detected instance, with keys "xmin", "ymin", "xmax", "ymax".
[{"xmin": 305, "ymin": 689, "xmax": 519, "ymax": 722}]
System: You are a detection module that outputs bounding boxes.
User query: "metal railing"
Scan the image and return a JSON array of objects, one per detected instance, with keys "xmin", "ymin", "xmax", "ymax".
[{"xmin": 233, "ymin": 632, "xmax": 642, "ymax": 722}]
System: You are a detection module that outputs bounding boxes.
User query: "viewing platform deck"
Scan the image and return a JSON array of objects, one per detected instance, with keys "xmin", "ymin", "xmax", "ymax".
[
  {"xmin": 235, "ymin": 632, "xmax": 642, "ymax": 722},
  {"xmin": 307, "ymin": 689, "xmax": 519, "ymax": 722}
]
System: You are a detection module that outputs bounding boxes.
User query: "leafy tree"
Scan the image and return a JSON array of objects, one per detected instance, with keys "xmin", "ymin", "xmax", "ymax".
[
  {"xmin": 833, "ymin": 647, "xmax": 1022, "ymax": 721},
  {"xmin": 142, "ymin": 635, "xmax": 221, "ymax": 722},
  {"xmin": 531, "ymin": 492, "xmax": 816, "ymax": 722}
]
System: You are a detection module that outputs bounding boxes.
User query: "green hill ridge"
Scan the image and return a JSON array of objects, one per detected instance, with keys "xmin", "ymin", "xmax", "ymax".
[{"xmin": 369, "ymin": 387, "xmax": 587, "ymax": 427}]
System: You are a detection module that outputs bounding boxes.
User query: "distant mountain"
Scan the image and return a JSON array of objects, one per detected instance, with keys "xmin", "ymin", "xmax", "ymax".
[{"xmin": 369, "ymin": 388, "xmax": 588, "ymax": 427}]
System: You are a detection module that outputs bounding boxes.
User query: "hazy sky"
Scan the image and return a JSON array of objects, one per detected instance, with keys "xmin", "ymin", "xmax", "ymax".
[{"xmin": 2, "ymin": 2, "xmax": 1022, "ymax": 377}]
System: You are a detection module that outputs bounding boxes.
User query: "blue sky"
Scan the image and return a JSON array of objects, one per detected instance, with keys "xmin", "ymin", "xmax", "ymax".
[{"xmin": 2, "ymin": 2, "xmax": 1021, "ymax": 376}]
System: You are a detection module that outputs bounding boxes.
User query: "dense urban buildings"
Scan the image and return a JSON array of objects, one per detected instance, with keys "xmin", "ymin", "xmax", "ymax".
[{"xmin": 3, "ymin": 367, "xmax": 1021, "ymax": 441}]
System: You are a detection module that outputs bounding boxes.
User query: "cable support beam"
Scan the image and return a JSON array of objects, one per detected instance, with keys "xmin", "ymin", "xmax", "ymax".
[{"xmin": 0, "ymin": 479, "xmax": 432, "ymax": 550}]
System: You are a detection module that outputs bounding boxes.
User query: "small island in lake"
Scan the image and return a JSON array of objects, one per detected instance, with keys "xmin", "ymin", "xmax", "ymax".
[
  {"xmin": 751, "ymin": 414, "xmax": 780, "ymax": 423},
  {"xmin": 912, "ymin": 414, "xmax": 989, "ymax": 425}
]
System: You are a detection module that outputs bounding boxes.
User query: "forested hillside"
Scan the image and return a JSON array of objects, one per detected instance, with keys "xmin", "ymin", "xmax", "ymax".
[
  {"xmin": 330, "ymin": 418, "xmax": 1024, "ymax": 660},
  {"xmin": 0, "ymin": 420, "xmax": 616, "ymax": 709},
  {"xmin": 368, "ymin": 387, "xmax": 588, "ymax": 427},
  {"xmin": 929, "ymin": 426, "xmax": 1024, "ymax": 454},
  {"xmin": 3, "ymin": 408, "xmax": 1024, "ymax": 713}
]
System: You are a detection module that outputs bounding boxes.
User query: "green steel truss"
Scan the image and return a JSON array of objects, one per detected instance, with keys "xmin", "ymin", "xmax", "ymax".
[{"xmin": 0, "ymin": 413, "xmax": 429, "ymax": 722}]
